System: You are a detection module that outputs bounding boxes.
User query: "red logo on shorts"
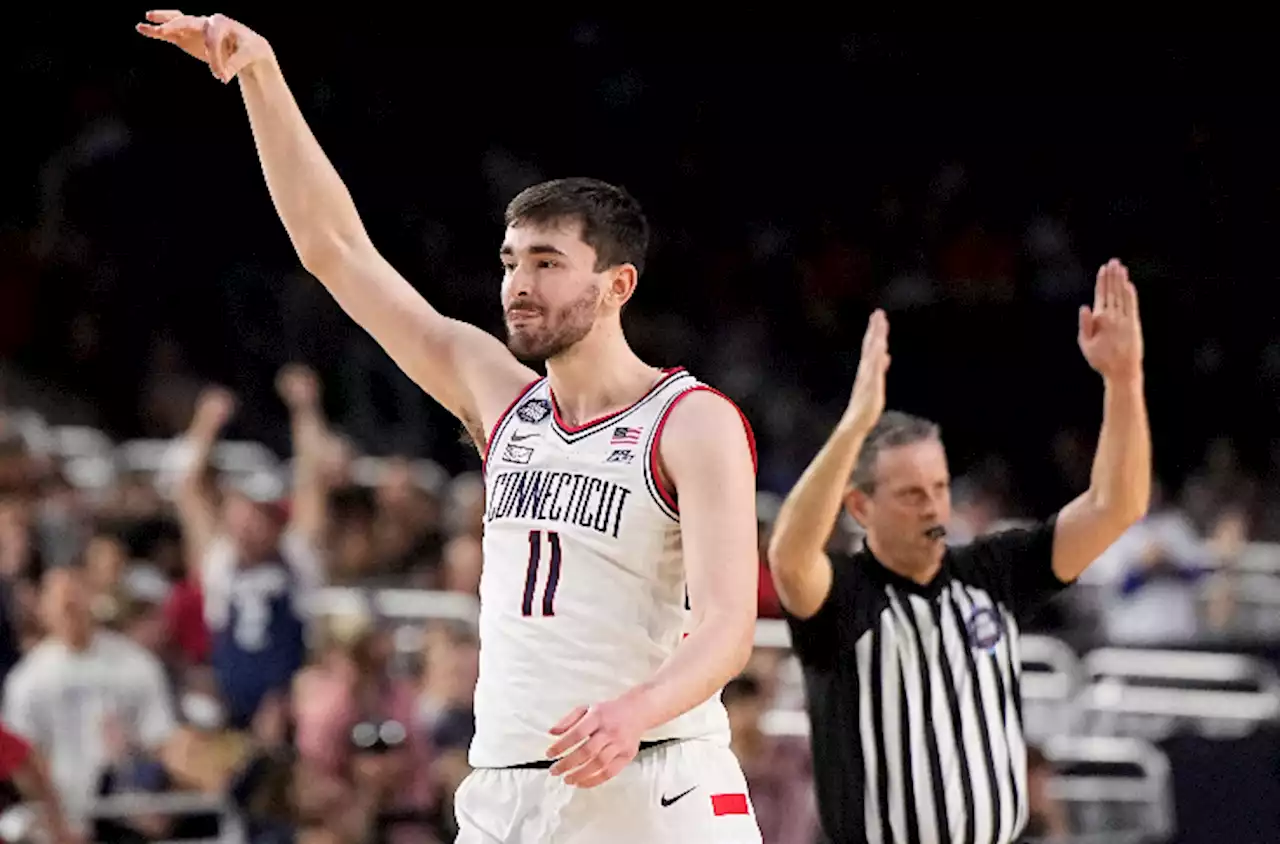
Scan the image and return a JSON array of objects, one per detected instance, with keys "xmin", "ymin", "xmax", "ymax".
[{"xmin": 711, "ymin": 793, "xmax": 749, "ymax": 816}]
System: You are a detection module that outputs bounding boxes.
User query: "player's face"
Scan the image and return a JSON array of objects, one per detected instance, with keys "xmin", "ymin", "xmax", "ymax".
[
  {"xmin": 500, "ymin": 221, "xmax": 607, "ymax": 362},
  {"xmin": 851, "ymin": 439, "xmax": 952, "ymax": 566}
]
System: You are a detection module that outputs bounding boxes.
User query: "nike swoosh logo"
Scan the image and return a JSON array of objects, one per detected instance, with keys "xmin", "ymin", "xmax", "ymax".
[
  {"xmin": 660, "ymin": 786, "xmax": 697, "ymax": 807},
  {"xmin": 511, "ymin": 432, "xmax": 539, "ymax": 442}
]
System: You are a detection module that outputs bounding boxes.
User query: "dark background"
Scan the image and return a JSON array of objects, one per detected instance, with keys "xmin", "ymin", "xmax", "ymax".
[{"xmin": 4, "ymin": 20, "xmax": 1277, "ymax": 523}]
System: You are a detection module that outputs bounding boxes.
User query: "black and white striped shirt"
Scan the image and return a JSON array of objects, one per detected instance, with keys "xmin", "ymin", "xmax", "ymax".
[{"xmin": 785, "ymin": 517, "xmax": 1067, "ymax": 844}]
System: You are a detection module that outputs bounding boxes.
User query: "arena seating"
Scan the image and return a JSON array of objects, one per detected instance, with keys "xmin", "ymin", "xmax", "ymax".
[{"xmin": 8, "ymin": 418, "xmax": 1280, "ymax": 843}]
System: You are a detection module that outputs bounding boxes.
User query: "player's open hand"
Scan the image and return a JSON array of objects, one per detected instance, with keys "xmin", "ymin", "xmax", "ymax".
[
  {"xmin": 546, "ymin": 698, "xmax": 645, "ymax": 788},
  {"xmin": 841, "ymin": 308, "xmax": 890, "ymax": 433},
  {"xmin": 1078, "ymin": 259, "xmax": 1144, "ymax": 382},
  {"xmin": 136, "ymin": 10, "xmax": 273, "ymax": 83}
]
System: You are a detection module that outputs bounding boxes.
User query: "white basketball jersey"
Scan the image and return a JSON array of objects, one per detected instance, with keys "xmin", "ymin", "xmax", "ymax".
[{"xmin": 470, "ymin": 367, "xmax": 733, "ymax": 768}]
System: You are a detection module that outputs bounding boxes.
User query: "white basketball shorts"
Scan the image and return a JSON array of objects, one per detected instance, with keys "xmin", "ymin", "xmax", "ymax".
[{"xmin": 453, "ymin": 738, "xmax": 762, "ymax": 843}]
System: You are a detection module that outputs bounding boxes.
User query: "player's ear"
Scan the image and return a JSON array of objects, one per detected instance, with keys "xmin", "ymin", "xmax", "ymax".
[{"xmin": 605, "ymin": 264, "xmax": 638, "ymax": 309}]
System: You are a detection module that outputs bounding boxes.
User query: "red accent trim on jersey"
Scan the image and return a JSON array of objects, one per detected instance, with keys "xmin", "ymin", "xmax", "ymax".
[
  {"xmin": 549, "ymin": 367, "xmax": 685, "ymax": 434},
  {"xmin": 481, "ymin": 378, "xmax": 545, "ymax": 468},
  {"xmin": 711, "ymin": 793, "xmax": 750, "ymax": 816},
  {"xmin": 649, "ymin": 386, "xmax": 758, "ymax": 513}
]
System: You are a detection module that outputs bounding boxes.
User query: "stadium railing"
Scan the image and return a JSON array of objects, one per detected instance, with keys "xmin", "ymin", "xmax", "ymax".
[
  {"xmin": 1019, "ymin": 634, "xmax": 1085, "ymax": 742},
  {"xmin": 1040, "ymin": 735, "xmax": 1175, "ymax": 844},
  {"xmin": 1197, "ymin": 568, "xmax": 1280, "ymax": 640},
  {"xmin": 1075, "ymin": 647, "xmax": 1280, "ymax": 740},
  {"xmin": 0, "ymin": 791, "xmax": 233, "ymax": 844}
]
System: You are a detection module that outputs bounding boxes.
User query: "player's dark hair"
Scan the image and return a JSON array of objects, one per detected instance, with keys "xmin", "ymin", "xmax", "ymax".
[
  {"xmin": 505, "ymin": 177, "xmax": 650, "ymax": 276},
  {"xmin": 851, "ymin": 411, "xmax": 942, "ymax": 494}
]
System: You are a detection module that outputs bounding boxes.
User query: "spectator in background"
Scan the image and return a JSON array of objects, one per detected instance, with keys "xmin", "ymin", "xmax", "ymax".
[
  {"xmin": 293, "ymin": 608, "xmax": 434, "ymax": 843},
  {"xmin": 946, "ymin": 461, "xmax": 1012, "ymax": 545},
  {"xmin": 325, "ymin": 485, "xmax": 380, "ymax": 586},
  {"xmin": 81, "ymin": 520, "xmax": 129, "ymax": 611},
  {"xmin": 1203, "ymin": 505, "xmax": 1248, "ymax": 633},
  {"xmin": 1080, "ymin": 479, "xmax": 1213, "ymax": 644},
  {"xmin": 2, "ymin": 565, "xmax": 174, "ymax": 835},
  {"xmin": 1019, "ymin": 746, "xmax": 1069, "ymax": 843},
  {"xmin": 174, "ymin": 366, "xmax": 330, "ymax": 729},
  {"xmin": 294, "ymin": 609, "xmax": 435, "ymax": 804},
  {"xmin": 372, "ymin": 460, "xmax": 445, "ymax": 585},
  {"xmin": 723, "ymin": 674, "xmax": 820, "ymax": 844},
  {"xmin": 415, "ymin": 620, "xmax": 478, "ymax": 844},
  {"xmin": 109, "ymin": 567, "xmax": 173, "ymax": 656}
]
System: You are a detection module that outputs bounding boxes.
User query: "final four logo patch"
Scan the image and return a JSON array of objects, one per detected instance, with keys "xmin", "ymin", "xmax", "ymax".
[
  {"xmin": 516, "ymin": 398, "xmax": 551, "ymax": 424},
  {"xmin": 965, "ymin": 606, "xmax": 1005, "ymax": 652}
]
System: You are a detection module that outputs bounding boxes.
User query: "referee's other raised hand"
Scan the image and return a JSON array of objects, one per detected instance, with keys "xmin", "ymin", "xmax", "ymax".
[{"xmin": 841, "ymin": 309, "xmax": 890, "ymax": 435}]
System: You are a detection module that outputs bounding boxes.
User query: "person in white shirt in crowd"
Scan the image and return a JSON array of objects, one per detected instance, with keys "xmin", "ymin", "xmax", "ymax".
[
  {"xmin": 1078, "ymin": 479, "xmax": 1216, "ymax": 643},
  {"xmin": 2, "ymin": 564, "xmax": 175, "ymax": 833}
]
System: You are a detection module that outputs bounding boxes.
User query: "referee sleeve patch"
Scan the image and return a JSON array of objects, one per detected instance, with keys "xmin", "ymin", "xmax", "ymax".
[{"xmin": 711, "ymin": 792, "xmax": 750, "ymax": 816}]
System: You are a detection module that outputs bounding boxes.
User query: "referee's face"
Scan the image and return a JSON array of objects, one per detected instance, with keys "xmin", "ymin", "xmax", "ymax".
[{"xmin": 849, "ymin": 439, "xmax": 952, "ymax": 571}]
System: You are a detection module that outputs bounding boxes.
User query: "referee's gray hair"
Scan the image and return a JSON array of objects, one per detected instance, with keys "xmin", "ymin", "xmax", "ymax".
[{"xmin": 850, "ymin": 411, "xmax": 941, "ymax": 493}]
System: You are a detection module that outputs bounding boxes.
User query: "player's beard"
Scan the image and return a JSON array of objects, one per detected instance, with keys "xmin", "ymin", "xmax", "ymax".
[{"xmin": 504, "ymin": 283, "xmax": 600, "ymax": 363}]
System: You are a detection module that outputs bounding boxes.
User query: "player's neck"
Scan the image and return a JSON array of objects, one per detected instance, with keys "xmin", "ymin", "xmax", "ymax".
[{"xmin": 546, "ymin": 327, "xmax": 661, "ymax": 428}]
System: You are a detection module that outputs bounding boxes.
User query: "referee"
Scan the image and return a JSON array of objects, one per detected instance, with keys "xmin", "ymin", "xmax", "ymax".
[{"xmin": 766, "ymin": 260, "xmax": 1152, "ymax": 844}]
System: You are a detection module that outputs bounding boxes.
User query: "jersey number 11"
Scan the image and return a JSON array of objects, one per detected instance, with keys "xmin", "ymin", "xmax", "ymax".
[{"xmin": 522, "ymin": 530, "xmax": 563, "ymax": 617}]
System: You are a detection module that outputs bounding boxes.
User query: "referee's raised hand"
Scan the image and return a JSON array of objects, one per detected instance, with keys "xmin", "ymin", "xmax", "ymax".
[
  {"xmin": 841, "ymin": 309, "xmax": 890, "ymax": 433},
  {"xmin": 1078, "ymin": 258, "xmax": 1144, "ymax": 383}
]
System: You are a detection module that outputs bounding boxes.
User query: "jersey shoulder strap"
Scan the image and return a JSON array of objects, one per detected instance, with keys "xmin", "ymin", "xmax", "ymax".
[{"xmin": 640, "ymin": 374, "xmax": 757, "ymax": 521}]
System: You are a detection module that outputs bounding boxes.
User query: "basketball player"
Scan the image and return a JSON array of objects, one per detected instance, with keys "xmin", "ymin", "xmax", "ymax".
[{"xmin": 138, "ymin": 11, "xmax": 762, "ymax": 843}]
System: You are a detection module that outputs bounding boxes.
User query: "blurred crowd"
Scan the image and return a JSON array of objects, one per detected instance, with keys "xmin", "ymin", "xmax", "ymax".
[
  {"xmin": 2, "ymin": 367, "xmax": 484, "ymax": 842},
  {"xmin": 1, "ymin": 354, "xmax": 1268, "ymax": 843}
]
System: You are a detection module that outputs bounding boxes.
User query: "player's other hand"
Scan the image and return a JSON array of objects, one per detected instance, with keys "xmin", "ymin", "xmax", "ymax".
[
  {"xmin": 841, "ymin": 308, "xmax": 890, "ymax": 434},
  {"xmin": 1078, "ymin": 259, "xmax": 1144, "ymax": 383},
  {"xmin": 136, "ymin": 10, "xmax": 274, "ymax": 83},
  {"xmin": 546, "ymin": 697, "xmax": 645, "ymax": 788}
]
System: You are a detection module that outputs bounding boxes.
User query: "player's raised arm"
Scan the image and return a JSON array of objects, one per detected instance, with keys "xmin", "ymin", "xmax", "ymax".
[
  {"xmin": 767, "ymin": 310, "xmax": 890, "ymax": 619},
  {"xmin": 136, "ymin": 11, "xmax": 535, "ymax": 443},
  {"xmin": 1050, "ymin": 259, "xmax": 1152, "ymax": 581}
]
